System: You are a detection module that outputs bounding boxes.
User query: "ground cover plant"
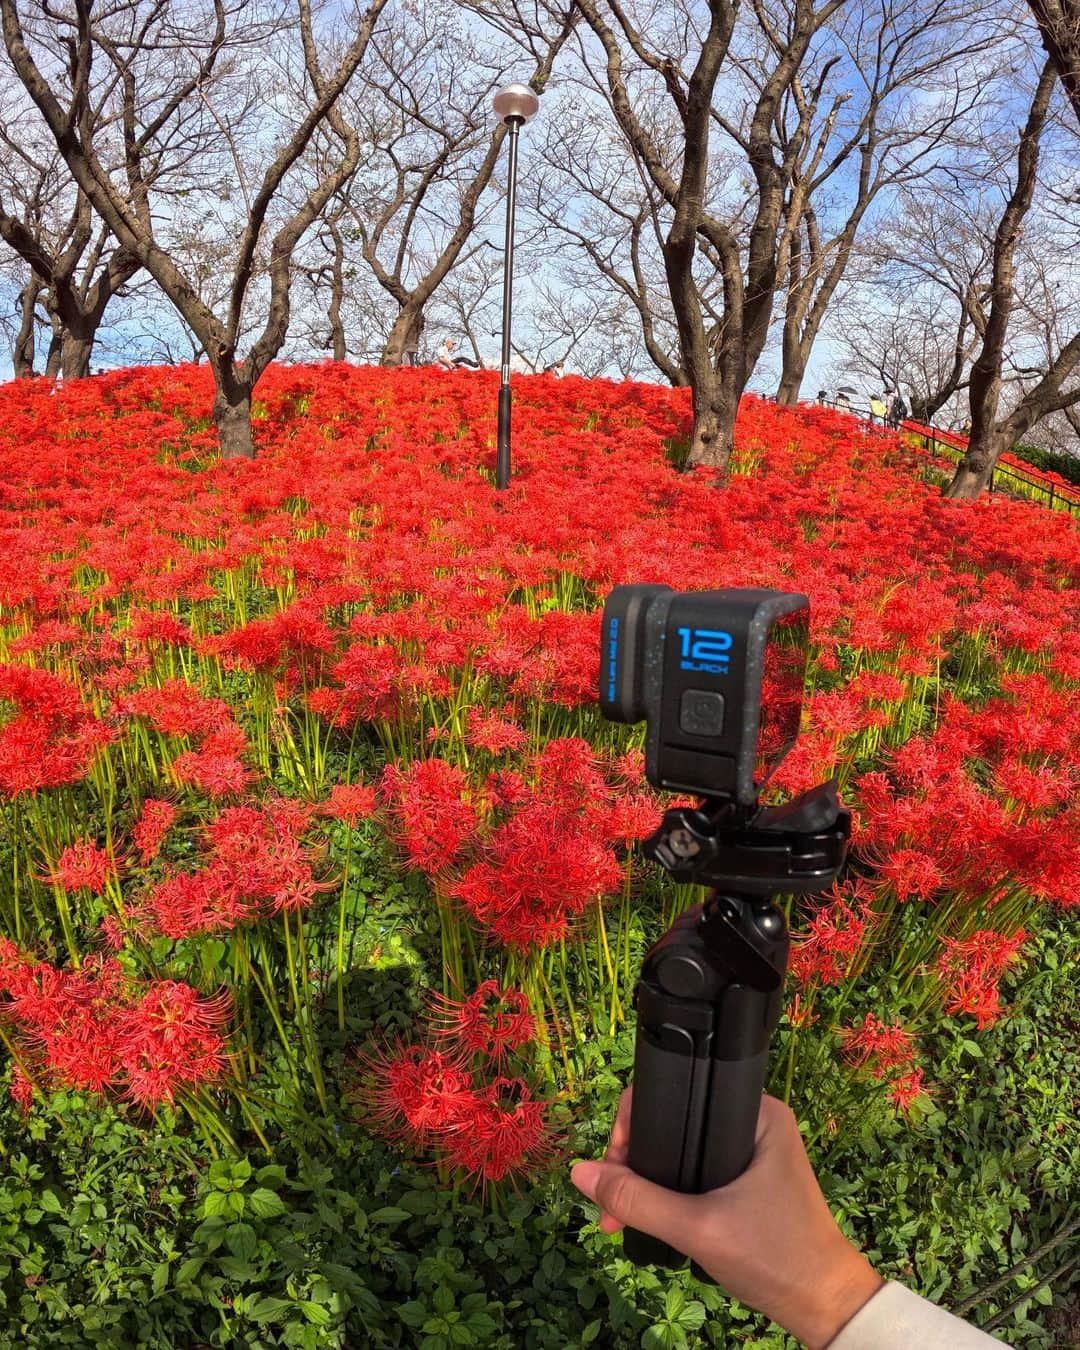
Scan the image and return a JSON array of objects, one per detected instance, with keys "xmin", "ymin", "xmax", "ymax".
[{"xmin": 0, "ymin": 362, "xmax": 1077, "ymax": 1347}]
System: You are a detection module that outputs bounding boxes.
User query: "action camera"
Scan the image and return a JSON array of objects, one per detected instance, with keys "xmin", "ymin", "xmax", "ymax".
[{"xmin": 600, "ymin": 585, "xmax": 810, "ymax": 806}]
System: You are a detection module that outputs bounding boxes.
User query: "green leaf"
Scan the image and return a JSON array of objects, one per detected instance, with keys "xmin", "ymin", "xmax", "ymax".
[
  {"xmin": 248, "ymin": 1188, "xmax": 287, "ymax": 1219},
  {"xmin": 432, "ymin": 1285, "xmax": 455, "ymax": 1315},
  {"xmin": 369, "ymin": 1206, "xmax": 411, "ymax": 1224},
  {"xmin": 202, "ymin": 1190, "xmax": 230, "ymax": 1218},
  {"xmin": 151, "ymin": 1261, "xmax": 170, "ymax": 1295},
  {"xmin": 249, "ymin": 1296, "xmax": 292, "ymax": 1324},
  {"xmin": 300, "ymin": 1301, "xmax": 332, "ymax": 1326},
  {"xmin": 226, "ymin": 1222, "xmax": 257, "ymax": 1262},
  {"xmin": 38, "ymin": 1190, "xmax": 62, "ymax": 1215},
  {"xmin": 399, "ymin": 1301, "xmax": 429, "ymax": 1329},
  {"xmin": 676, "ymin": 1300, "xmax": 706, "ymax": 1331},
  {"xmin": 175, "ymin": 1257, "xmax": 205, "ymax": 1286}
]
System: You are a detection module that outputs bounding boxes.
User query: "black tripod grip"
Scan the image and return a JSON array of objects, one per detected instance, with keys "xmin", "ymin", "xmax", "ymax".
[
  {"xmin": 621, "ymin": 909, "xmax": 785, "ymax": 1275},
  {"xmin": 624, "ymin": 1020, "xmax": 707, "ymax": 1268}
]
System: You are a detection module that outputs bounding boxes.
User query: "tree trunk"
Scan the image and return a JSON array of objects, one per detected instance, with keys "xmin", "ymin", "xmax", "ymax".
[
  {"xmin": 212, "ymin": 374, "xmax": 255, "ymax": 460},
  {"xmin": 44, "ymin": 317, "xmax": 63, "ymax": 378},
  {"xmin": 945, "ymin": 429, "xmax": 1008, "ymax": 499},
  {"xmin": 686, "ymin": 381, "xmax": 736, "ymax": 469},
  {"xmin": 60, "ymin": 333, "xmax": 94, "ymax": 380},
  {"xmin": 327, "ymin": 219, "xmax": 346, "ymax": 361},
  {"xmin": 775, "ymin": 359, "xmax": 805, "ymax": 407},
  {"xmin": 12, "ymin": 281, "xmax": 38, "ymax": 377},
  {"xmin": 381, "ymin": 305, "xmax": 421, "ymax": 366}
]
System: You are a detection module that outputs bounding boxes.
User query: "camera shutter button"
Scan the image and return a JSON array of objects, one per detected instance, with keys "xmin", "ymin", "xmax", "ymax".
[{"xmin": 679, "ymin": 689, "xmax": 725, "ymax": 737}]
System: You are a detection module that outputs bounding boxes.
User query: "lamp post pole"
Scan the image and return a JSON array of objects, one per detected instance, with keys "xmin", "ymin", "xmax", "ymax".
[{"xmin": 492, "ymin": 83, "xmax": 540, "ymax": 490}]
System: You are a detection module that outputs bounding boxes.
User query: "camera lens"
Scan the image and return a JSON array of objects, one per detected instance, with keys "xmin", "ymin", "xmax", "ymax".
[{"xmin": 599, "ymin": 584, "xmax": 672, "ymax": 723}]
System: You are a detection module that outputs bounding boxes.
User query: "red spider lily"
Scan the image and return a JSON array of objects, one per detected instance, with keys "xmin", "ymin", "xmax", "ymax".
[
  {"xmin": 789, "ymin": 882, "xmax": 874, "ymax": 988},
  {"xmin": 379, "ymin": 758, "xmax": 479, "ymax": 877},
  {"xmin": 427, "ymin": 980, "xmax": 538, "ymax": 1065},
  {"xmin": 9, "ymin": 1064, "xmax": 35, "ymax": 1113},
  {"xmin": 887, "ymin": 1067, "xmax": 928, "ymax": 1115},
  {"xmin": 317, "ymin": 782, "xmax": 377, "ymax": 825},
  {"xmin": 0, "ymin": 945, "xmax": 228, "ymax": 1105},
  {"xmin": 442, "ymin": 1077, "xmax": 558, "ymax": 1185},
  {"xmin": 936, "ymin": 929, "xmax": 1028, "ymax": 1029},
  {"xmin": 1, "ymin": 359, "xmax": 1079, "ymax": 1142},
  {"xmin": 117, "ymin": 679, "xmax": 234, "ymax": 739},
  {"xmin": 132, "ymin": 798, "xmax": 178, "ymax": 863},
  {"xmin": 114, "ymin": 982, "xmax": 231, "ymax": 1107},
  {"xmin": 464, "ymin": 708, "xmax": 529, "ymax": 756},
  {"xmin": 44, "ymin": 838, "xmax": 116, "ymax": 895},
  {"xmin": 840, "ymin": 1012, "xmax": 917, "ymax": 1077},
  {"xmin": 139, "ymin": 801, "xmax": 328, "ymax": 937},
  {"xmin": 352, "ymin": 1040, "xmax": 480, "ymax": 1144},
  {"xmin": 172, "ymin": 748, "xmax": 253, "ymax": 798}
]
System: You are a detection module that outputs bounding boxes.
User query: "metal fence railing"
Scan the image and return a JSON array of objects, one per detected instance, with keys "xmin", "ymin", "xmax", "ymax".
[{"xmin": 812, "ymin": 397, "xmax": 1080, "ymax": 518}]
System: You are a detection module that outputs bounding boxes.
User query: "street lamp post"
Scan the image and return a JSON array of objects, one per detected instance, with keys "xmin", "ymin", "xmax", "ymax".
[{"xmin": 492, "ymin": 83, "xmax": 540, "ymax": 490}]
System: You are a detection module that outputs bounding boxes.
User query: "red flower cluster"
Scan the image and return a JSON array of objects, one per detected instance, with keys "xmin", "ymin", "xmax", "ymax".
[
  {"xmin": 0, "ymin": 664, "xmax": 112, "ymax": 796},
  {"xmin": 355, "ymin": 980, "xmax": 555, "ymax": 1186},
  {"xmin": 839, "ymin": 1011, "xmax": 927, "ymax": 1114},
  {"xmin": 0, "ymin": 359, "xmax": 1076, "ymax": 1129},
  {"xmin": 137, "ymin": 800, "xmax": 326, "ymax": 938},
  {"xmin": 44, "ymin": 837, "xmax": 116, "ymax": 895},
  {"xmin": 0, "ymin": 940, "xmax": 228, "ymax": 1107},
  {"xmin": 936, "ymin": 928, "xmax": 1028, "ymax": 1029}
]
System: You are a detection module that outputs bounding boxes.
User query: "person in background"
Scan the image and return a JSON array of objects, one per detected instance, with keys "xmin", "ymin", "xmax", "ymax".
[
  {"xmin": 572, "ymin": 1089, "xmax": 1008, "ymax": 1350},
  {"xmin": 817, "ymin": 389, "xmax": 829, "ymax": 404},
  {"xmin": 435, "ymin": 338, "xmax": 483, "ymax": 370},
  {"xmin": 544, "ymin": 360, "xmax": 566, "ymax": 377},
  {"xmin": 868, "ymin": 393, "xmax": 887, "ymax": 426},
  {"xmin": 886, "ymin": 390, "xmax": 907, "ymax": 429},
  {"xmin": 835, "ymin": 391, "xmax": 851, "ymax": 412}
]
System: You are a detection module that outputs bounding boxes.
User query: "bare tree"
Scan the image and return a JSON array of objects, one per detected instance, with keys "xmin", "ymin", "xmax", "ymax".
[
  {"xmin": 573, "ymin": 0, "xmax": 853, "ymax": 469},
  {"xmin": 772, "ymin": 0, "xmax": 999, "ymax": 405},
  {"xmin": 532, "ymin": 107, "xmax": 686, "ymax": 384},
  {"xmin": 0, "ymin": 69, "xmax": 142, "ymax": 379},
  {"xmin": 319, "ymin": 0, "xmax": 575, "ymax": 368},
  {"xmin": 1027, "ymin": 0, "xmax": 1080, "ymax": 124},
  {"xmin": 0, "ymin": 0, "xmax": 387, "ymax": 457},
  {"xmin": 947, "ymin": 59, "xmax": 1080, "ymax": 498}
]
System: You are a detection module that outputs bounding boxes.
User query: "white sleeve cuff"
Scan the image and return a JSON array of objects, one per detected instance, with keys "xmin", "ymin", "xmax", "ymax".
[{"xmin": 828, "ymin": 1281, "xmax": 1010, "ymax": 1350}]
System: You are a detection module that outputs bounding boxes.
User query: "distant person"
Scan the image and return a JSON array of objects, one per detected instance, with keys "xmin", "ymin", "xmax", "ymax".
[
  {"xmin": 435, "ymin": 338, "xmax": 482, "ymax": 371},
  {"xmin": 868, "ymin": 393, "xmax": 887, "ymax": 426},
  {"xmin": 816, "ymin": 389, "xmax": 829, "ymax": 404},
  {"xmin": 544, "ymin": 360, "xmax": 566, "ymax": 377},
  {"xmin": 887, "ymin": 392, "xmax": 907, "ymax": 429},
  {"xmin": 835, "ymin": 390, "xmax": 851, "ymax": 412}
]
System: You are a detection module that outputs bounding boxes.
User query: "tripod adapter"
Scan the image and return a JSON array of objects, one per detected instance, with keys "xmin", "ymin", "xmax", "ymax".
[{"xmin": 624, "ymin": 781, "xmax": 850, "ymax": 1275}]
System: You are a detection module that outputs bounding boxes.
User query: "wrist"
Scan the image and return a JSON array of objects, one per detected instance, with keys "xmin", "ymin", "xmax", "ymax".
[{"xmin": 780, "ymin": 1240, "xmax": 884, "ymax": 1350}]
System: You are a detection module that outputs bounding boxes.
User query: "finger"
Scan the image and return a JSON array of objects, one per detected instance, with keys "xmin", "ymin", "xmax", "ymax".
[
  {"xmin": 605, "ymin": 1086, "xmax": 633, "ymax": 1165},
  {"xmin": 572, "ymin": 1159, "xmax": 702, "ymax": 1256}
]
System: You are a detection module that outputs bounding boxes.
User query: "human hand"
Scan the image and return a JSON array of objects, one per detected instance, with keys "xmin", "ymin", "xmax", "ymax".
[{"xmin": 571, "ymin": 1089, "xmax": 884, "ymax": 1350}]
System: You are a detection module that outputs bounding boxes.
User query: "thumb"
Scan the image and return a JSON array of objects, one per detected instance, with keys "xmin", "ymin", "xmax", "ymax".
[{"xmin": 572, "ymin": 1160, "xmax": 701, "ymax": 1255}]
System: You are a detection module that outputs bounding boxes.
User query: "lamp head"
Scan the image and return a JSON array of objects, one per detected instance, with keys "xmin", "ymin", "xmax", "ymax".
[{"xmin": 493, "ymin": 83, "xmax": 540, "ymax": 124}]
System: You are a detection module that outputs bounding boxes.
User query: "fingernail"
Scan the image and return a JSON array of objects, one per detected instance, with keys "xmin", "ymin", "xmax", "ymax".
[{"xmin": 571, "ymin": 1161, "xmax": 600, "ymax": 1200}]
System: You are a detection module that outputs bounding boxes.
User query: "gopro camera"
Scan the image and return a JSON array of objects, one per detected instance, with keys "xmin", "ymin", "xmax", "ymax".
[{"xmin": 600, "ymin": 585, "xmax": 810, "ymax": 806}]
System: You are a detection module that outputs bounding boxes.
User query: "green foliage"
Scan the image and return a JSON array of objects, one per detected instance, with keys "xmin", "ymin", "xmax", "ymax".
[
  {"xmin": 1008, "ymin": 442, "xmax": 1080, "ymax": 489},
  {"xmin": 2, "ymin": 917, "xmax": 1077, "ymax": 1348}
]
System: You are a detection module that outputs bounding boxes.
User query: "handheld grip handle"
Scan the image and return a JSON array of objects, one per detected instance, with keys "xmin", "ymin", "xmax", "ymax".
[{"xmin": 623, "ymin": 985, "xmax": 777, "ymax": 1273}]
